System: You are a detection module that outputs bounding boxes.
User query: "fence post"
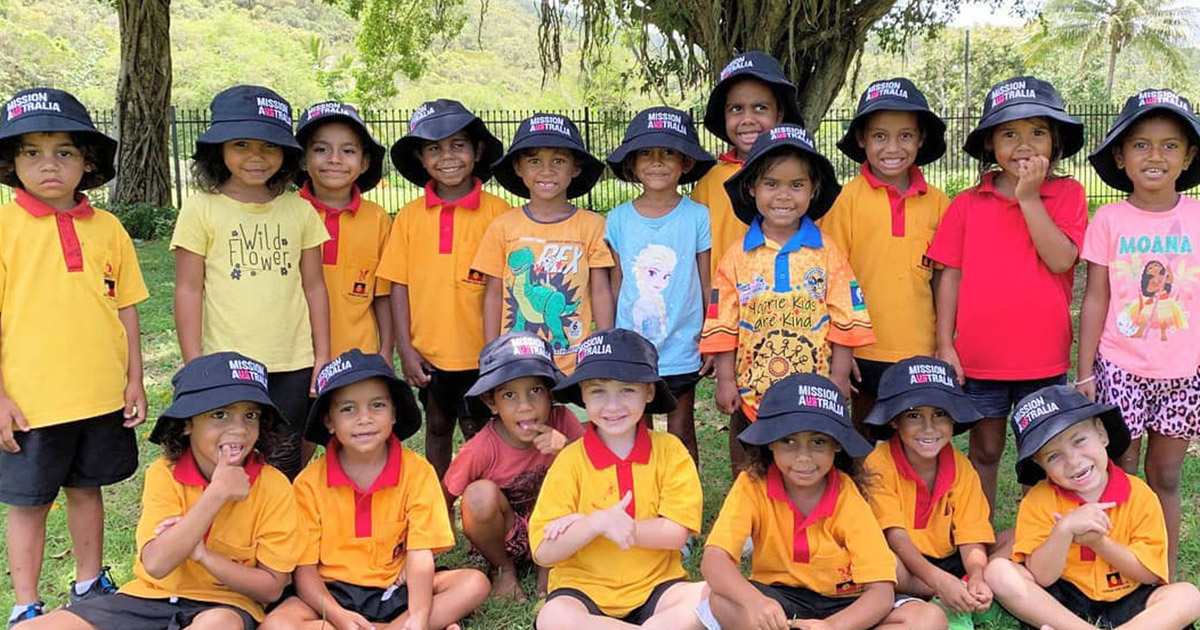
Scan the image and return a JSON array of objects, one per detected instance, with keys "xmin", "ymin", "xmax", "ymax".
[
  {"xmin": 583, "ymin": 107, "xmax": 594, "ymax": 211},
  {"xmin": 170, "ymin": 105, "xmax": 182, "ymax": 209}
]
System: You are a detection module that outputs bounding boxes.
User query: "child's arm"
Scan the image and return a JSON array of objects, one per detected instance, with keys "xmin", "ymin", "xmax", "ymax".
[
  {"xmin": 1014, "ymin": 158, "xmax": 1078, "ymax": 273},
  {"xmin": 1086, "ymin": 535, "xmax": 1163, "ymax": 586},
  {"xmin": 959, "ymin": 542, "xmax": 993, "ymax": 607},
  {"xmin": 483, "ymin": 276, "xmax": 502, "ymax": 342},
  {"xmin": 1026, "ymin": 502, "xmax": 1115, "ymax": 587},
  {"xmin": 609, "ymin": 250, "xmax": 623, "ymax": 297},
  {"xmin": 633, "ymin": 518, "xmax": 690, "ymax": 550},
  {"xmin": 195, "ymin": 547, "xmax": 289, "ymax": 603},
  {"xmin": 697, "ymin": 250, "xmax": 714, "ymax": 375},
  {"xmin": 712, "ymin": 351, "xmax": 739, "ymax": 414},
  {"xmin": 0, "ymin": 331, "xmax": 29, "ymax": 453},
  {"xmin": 118, "ymin": 305, "xmax": 147, "ymax": 428},
  {"xmin": 399, "ymin": 548, "xmax": 436, "ymax": 630},
  {"xmin": 301, "ymin": 247, "xmax": 331, "ymax": 388},
  {"xmin": 294, "ymin": 564, "xmax": 370, "ymax": 630},
  {"xmin": 373, "ymin": 295, "xmax": 395, "ymax": 361},
  {"xmin": 700, "ymin": 546, "xmax": 790, "ymax": 630},
  {"xmin": 818, "ymin": 581, "xmax": 893, "ymax": 630},
  {"xmin": 829, "ymin": 343, "xmax": 854, "ymax": 400},
  {"xmin": 934, "ymin": 267, "xmax": 965, "ymax": 384},
  {"xmin": 884, "ymin": 528, "xmax": 976, "ymax": 612},
  {"xmin": 533, "ymin": 492, "xmax": 634, "ymax": 565},
  {"xmin": 589, "ymin": 267, "xmax": 614, "ymax": 330},
  {"xmin": 390, "ymin": 284, "xmax": 432, "ymax": 387},
  {"xmin": 173, "ymin": 249, "xmax": 206, "ymax": 363},
  {"xmin": 1075, "ymin": 262, "xmax": 1109, "ymax": 400}
]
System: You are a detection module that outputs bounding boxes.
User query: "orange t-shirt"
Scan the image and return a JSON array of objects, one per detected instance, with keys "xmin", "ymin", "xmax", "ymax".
[{"xmin": 691, "ymin": 153, "xmax": 745, "ymax": 281}]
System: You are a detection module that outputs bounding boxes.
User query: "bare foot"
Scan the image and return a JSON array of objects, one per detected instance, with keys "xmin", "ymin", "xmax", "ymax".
[
  {"xmin": 491, "ymin": 567, "xmax": 527, "ymax": 602},
  {"xmin": 1040, "ymin": 626, "xmax": 1056, "ymax": 630}
]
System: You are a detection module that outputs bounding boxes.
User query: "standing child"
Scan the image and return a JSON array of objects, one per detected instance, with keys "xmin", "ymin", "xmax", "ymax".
[
  {"xmin": 471, "ymin": 113, "xmax": 615, "ymax": 374},
  {"xmin": 605, "ymin": 106, "xmax": 716, "ymax": 464},
  {"xmin": 263, "ymin": 349, "xmax": 489, "ymax": 630},
  {"xmin": 701, "ymin": 373, "xmax": 946, "ymax": 630},
  {"xmin": 821, "ymin": 79, "xmax": 950, "ymax": 426},
  {"xmin": 16, "ymin": 352, "xmax": 302, "ymax": 630},
  {"xmin": 700, "ymin": 124, "xmax": 874, "ymax": 474},
  {"xmin": 927, "ymin": 76, "xmax": 1088, "ymax": 508},
  {"xmin": 1078, "ymin": 88, "xmax": 1200, "ymax": 579},
  {"xmin": 0, "ymin": 88, "xmax": 148, "ymax": 626},
  {"xmin": 530, "ymin": 328, "xmax": 705, "ymax": 629},
  {"xmin": 171, "ymin": 85, "xmax": 331, "ymax": 479},
  {"xmin": 377, "ymin": 99, "xmax": 508, "ymax": 480},
  {"xmin": 444, "ymin": 332, "xmax": 584, "ymax": 601},
  {"xmin": 985, "ymin": 386, "xmax": 1200, "ymax": 630},
  {"xmin": 295, "ymin": 101, "xmax": 393, "ymax": 359}
]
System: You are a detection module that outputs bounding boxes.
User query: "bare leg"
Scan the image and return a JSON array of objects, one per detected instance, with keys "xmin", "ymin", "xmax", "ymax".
[
  {"xmin": 1143, "ymin": 431, "xmax": 1188, "ymax": 581},
  {"xmin": 63, "ymin": 487, "xmax": 104, "ymax": 584},
  {"xmin": 188, "ymin": 607, "xmax": 251, "ymax": 630},
  {"xmin": 1117, "ymin": 437, "xmax": 1142, "ymax": 475},
  {"xmin": 642, "ymin": 581, "xmax": 705, "ymax": 630},
  {"xmin": 876, "ymin": 600, "xmax": 946, "ymax": 630},
  {"xmin": 1114, "ymin": 582, "xmax": 1200, "ymax": 630},
  {"xmin": 984, "ymin": 558, "xmax": 1094, "ymax": 630},
  {"xmin": 384, "ymin": 569, "xmax": 490, "ymax": 630},
  {"xmin": 461, "ymin": 479, "xmax": 524, "ymax": 600},
  {"xmin": 968, "ymin": 417, "xmax": 1007, "ymax": 514},
  {"xmin": 537, "ymin": 595, "xmax": 639, "ymax": 630},
  {"xmin": 260, "ymin": 596, "xmax": 346, "ymax": 630},
  {"xmin": 728, "ymin": 411, "xmax": 749, "ymax": 480},
  {"xmin": 850, "ymin": 390, "xmax": 876, "ymax": 440},
  {"xmin": 11, "ymin": 610, "xmax": 97, "ymax": 630},
  {"xmin": 894, "ymin": 557, "xmax": 936, "ymax": 599},
  {"xmin": 7, "ymin": 502, "xmax": 52, "ymax": 606},
  {"xmin": 666, "ymin": 388, "xmax": 699, "ymax": 467},
  {"xmin": 424, "ymin": 394, "xmax": 456, "ymax": 481}
]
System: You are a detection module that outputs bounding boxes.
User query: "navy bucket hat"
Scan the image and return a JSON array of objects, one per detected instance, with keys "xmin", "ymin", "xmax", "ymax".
[
  {"xmin": 1011, "ymin": 385, "xmax": 1129, "ymax": 485},
  {"xmin": 491, "ymin": 113, "xmax": 605, "ymax": 199},
  {"xmin": 294, "ymin": 101, "xmax": 387, "ymax": 192},
  {"xmin": 465, "ymin": 332, "xmax": 565, "ymax": 415},
  {"xmin": 1089, "ymin": 88, "xmax": 1200, "ymax": 193},
  {"xmin": 738, "ymin": 373, "xmax": 872, "ymax": 459},
  {"xmin": 837, "ymin": 78, "xmax": 947, "ymax": 166},
  {"xmin": 149, "ymin": 352, "xmax": 281, "ymax": 445},
  {"xmin": 606, "ymin": 107, "xmax": 715, "ymax": 185},
  {"xmin": 194, "ymin": 85, "xmax": 301, "ymax": 154},
  {"xmin": 553, "ymin": 328, "xmax": 676, "ymax": 414},
  {"xmin": 861, "ymin": 356, "xmax": 982, "ymax": 441},
  {"xmin": 304, "ymin": 349, "xmax": 422, "ymax": 445},
  {"xmin": 724, "ymin": 124, "xmax": 841, "ymax": 224},
  {"xmin": 391, "ymin": 99, "xmax": 504, "ymax": 186},
  {"xmin": 964, "ymin": 76, "xmax": 1084, "ymax": 162},
  {"xmin": 703, "ymin": 51, "xmax": 805, "ymax": 144},
  {"xmin": 0, "ymin": 87, "xmax": 117, "ymax": 190}
]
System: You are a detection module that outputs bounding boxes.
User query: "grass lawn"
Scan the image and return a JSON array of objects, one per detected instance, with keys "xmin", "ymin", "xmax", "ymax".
[{"xmin": 1, "ymin": 239, "xmax": 1197, "ymax": 629}]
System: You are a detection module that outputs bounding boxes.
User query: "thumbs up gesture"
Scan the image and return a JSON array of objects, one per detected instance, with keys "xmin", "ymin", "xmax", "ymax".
[
  {"xmin": 210, "ymin": 444, "xmax": 251, "ymax": 502},
  {"xmin": 595, "ymin": 491, "xmax": 636, "ymax": 550}
]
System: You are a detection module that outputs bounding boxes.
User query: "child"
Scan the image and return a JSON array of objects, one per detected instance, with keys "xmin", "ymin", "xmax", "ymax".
[
  {"xmin": 700, "ymin": 124, "xmax": 874, "ymax": 474},
  {"xmin": 471, "ymin": 113, "xmax": 615, "ymax": 374},
  {"xmin": 1078, "ymin": 89, "xmax": 1200, "ymax": 581},
  {"xmin": 16, "ymin": 352, "xmax": 302, "ymax": 630},
  {"xmin": 263, "ymin": 349, "xmax": 489, "ymax": 630},
  {"xmin": 927, "ymin": 76, "xmax": 1088, "ymax": 508},
  {"xmin": 0, "ymin": 88, "xmax": 148, "ymax": 625},
  {"xmin": 696, "ymin": 51, "xmax": 805, "ymax": 282},
  {"xmin": 444, "ymin": 332, "xmax": 584, "ymax": 601},
  {"xmin": 985, "ymin": 386, "xmax": 1200, "ymax": 630},
  {"xmin": 378, "ymin": 98, "xmax": 508, "ymax": 480},
  {"xmin": 604, "ymin": 106, "xmax": 716, "ymax": 464},
  {"xmin": 701, "ymin": 373, "xmax": 946, "ymax": 630},
  {"xmin": 294, "ymin": 101, "xmax": 393, "ymax": 359},
  {"xmin": 821, "ymin": 79, "xmax": 951, "ymax": 425},
  {"xmin": 861, "ymin": 357, "xmax": 995, "ymax": 620},
  {"xmin": 530, "ymin": 328, "xmax": 705, "ymax": 629},
  {"xmin": 171, "ymin": 85, "xmax": 331, "ymax": 479}
]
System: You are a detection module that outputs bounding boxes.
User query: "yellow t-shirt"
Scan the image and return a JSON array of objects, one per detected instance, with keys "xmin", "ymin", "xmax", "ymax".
[
  {"xmin": 0, "ymin": 193, "xmax": 148, "ymax": 427},
  {"xmin": 170, "ymin": 191, "xmax": 329, "ymax": 371},
  {"xmin": 529, "ymin": 425, "xmax": 702, "ymax": 617},
  {"xmin": 691, "ymin": 155, "xmax": 745, "ymax": 281}
]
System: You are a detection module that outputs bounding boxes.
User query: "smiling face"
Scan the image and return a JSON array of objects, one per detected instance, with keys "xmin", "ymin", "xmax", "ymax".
[
  {"xmin": 513, "ymin": 147, "xmax": 581, "ymax": 203},
  {"xmin": 1034, "ymin": 419, "xmax": 1111, "ymax": 498},
  {"xmin": 857, "ymin": 110, "xmax": 923, "ymax": 185},
  {"xmin": 1114, "ymin": 114, "xmax": 1197, "ymax": 200},
  {"xmin": 724, "ymin": 78, "xmax": 783, "ymax": 158},
  {"xmin": 579, "ymin": 378, "xmax": 654, "ymax": 440},
  {"xmin": 751, "ymin": 153, "xmax": 815, "ymax": 233},
  {"xmin": 13, "ymin": 132, "xmax": 90, "ymax": 209},
  {"xmin": 482, "ymin": 375, "xmax": 553, "ymax": 446},
  {"xmin": 892, "ymin": 406, "xmax": 954, "ymax": 463},
  {"xmin": 186, "ymin": 401, "xmax": 262, "ymax": 479},
  {"xmin": 631, "ymin": 147, "xmax": 691, "ymax": 193},
  {"xmin": 769, "ymin": 431, "xmax": 841, "ymax": 490},
  {"xmin": 222, "ymin": 139, "xmax": 284, "ymax": 189},
  {"xmin": 419, "ymin": 130, "xmax": 481, "ymax": 192},
  {"xmin": 303, "ymin": 121, "xmax": 369, "ymax": 195},
  {"xmin": 323, "ymin": 377, "xmax": 396, "ymax": 457},
  {"xmin": 987, "ymin": 117, "xmax": 1054, "ymax": 178}
]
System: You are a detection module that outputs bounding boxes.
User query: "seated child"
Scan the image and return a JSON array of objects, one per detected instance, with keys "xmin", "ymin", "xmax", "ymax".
[
  {"xmin": 985, "ymin": 386, "xmax": 1200, "ymax": 630},
  {"xmin": 15, "ymin": 352, "xmax": 302, "ymax": 630},
  {"xmin": 530, "ymin": 328, "xmax": 705, "ymax": 629},
  {"xmin": 263, "ymin": 349, "xmax": 489, "ymax": 630},
  {"xmin": 444, "ymin": 332, "xmax": 584, "ymax": 601},
  {"xmin": 861, "ymin": 357, "xmax": 995, "ymax": 618}
]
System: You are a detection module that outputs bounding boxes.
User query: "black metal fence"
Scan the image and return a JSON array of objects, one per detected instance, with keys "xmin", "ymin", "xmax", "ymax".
[{"xmin": 1, "ymin": 104, "xmax": 1128, "ymax": 211}]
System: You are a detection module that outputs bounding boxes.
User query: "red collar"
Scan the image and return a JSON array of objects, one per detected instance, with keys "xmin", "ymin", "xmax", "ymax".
[
  {"xmin": 1051, "ymin": 460, "xmax": 1131, "ymax": 506},
  {"xmin": 15, "ymin": 188, "xmax": 94, "ymax": 219},
  {"xmin": 766, "ymin": 465, "xmax": 842, "ymax": 563},
  {"xmin": 718, "ymin": 150, "xmax": 745, "ymax": 166},
  {"xmin": 583, "ymin": 423, "xmax": 652, "ymax": 469},
  {"xmin": 860, "ymin": 163, "xmax": 927, "ymax": 197},
  {"xmin": 889, "ymin": 436, "xmax": 955, "ymax": 529},
  {"xmin": 173, "ymin": 449, "xmax": 265, "ymax": 488},
  {"xmin": 299, "ymin": 181, "xmax": 361, "ymax": 216},
  {"xmin": 326, "ymin": 434, "xmax": 403, "ymax": 494},
  {"xmin": 425, "ymin": 178, "xmax": 482, "ymax": 210}
]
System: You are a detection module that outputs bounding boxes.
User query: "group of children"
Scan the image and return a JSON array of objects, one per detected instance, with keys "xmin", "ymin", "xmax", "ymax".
[{"xmin": 1, "ymin": 46, "xmax": 1199, "ymax": 630}]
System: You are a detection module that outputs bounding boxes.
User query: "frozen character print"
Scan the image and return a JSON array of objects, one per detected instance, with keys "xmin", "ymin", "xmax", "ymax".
[{"xmin": 630, "ymin": 244, "xmax": 677, "ymax": 343}]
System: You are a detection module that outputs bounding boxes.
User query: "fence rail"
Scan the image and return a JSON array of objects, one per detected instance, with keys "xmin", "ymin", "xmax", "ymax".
[{"xmin": 0, "ymin": 104, "xmax": 1128, "ymax": 212}]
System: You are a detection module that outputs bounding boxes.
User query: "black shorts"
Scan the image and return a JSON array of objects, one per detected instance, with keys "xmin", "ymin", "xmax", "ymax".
[
  {"xmin": 750, "ymin": 582, "xmax": 857, "ymax": 620},
  {"xmin": 65, "ymin": 593, "xmax": 257, "ymax": 630},
  {"xmin": 326, "ymin": 581, "xmax": 410, "ymax": 623},
  {"xmin": 0, "ymin": 409, "xmax": 136, "ymax": 506},
  {"xmin": 419, "ymin": 368, "xmax": 483, "ymax": 434},
  {"xmin": 546, "ymin": 578, "xmax": 685, "ymax": 625},
  {"xmin": 662, "ymin": 372, "xmax": 703, "ymax": 399},
  {"xmin": 852, "ymin": 359, "xmax": 894, "ymax": 400},
  {"xmin": 268, "ymin": 368, "xmax": 314, "ymax": 435},
  {"xmin": 963, "ymin": 374, "xmax": 1067, "ymax": 419},
  {"xmin": 925, "ymin": 553, "xmax": 967, "ymax": 579},
  {"xmin": 1018, "ymin": 581, "xmax": 1177, "ymax": 630}
]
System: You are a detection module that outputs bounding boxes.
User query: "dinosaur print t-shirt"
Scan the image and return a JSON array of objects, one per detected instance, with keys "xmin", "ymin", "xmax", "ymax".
[{"xmin": 471, "ymin": 206, "xmax": 615, "ymax": 373}]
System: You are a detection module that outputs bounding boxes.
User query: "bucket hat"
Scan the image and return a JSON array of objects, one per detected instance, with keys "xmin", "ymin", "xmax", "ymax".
[
  {"xmin": 294, "ymin": 101, "xmax": 386, "ymax": 192},
  {"xmin": 861, "ymin": 357, "xmax": 982, "ymax": 440},
  {"xmin": 149, "ymin": 352, "xmax": 281, "ymax": 445},
  {"xmin": 464, "ymin": 332, "xmax": 564, "ymax": 412},
  {"xmin": 304, "ymin": 349, "xmax": 422, "ymax": 445},
  {"xmin": 553, "ymin": 328, "xmax": 676, "ymax": 414},
  {"xmin": 1012, "ymin": 385, "xmax": 1129, "ymax": 485},
  {"xmin": 738, "ymin": 373, "xmax": 872, "ymax": 459},
  {"xmin": 963, "ymin": 76, "xmax": 1084, "ymax": 162},
  {"xmin": 491, "ymin": 113, "xmax": 605, "ymax": 199},
  {"xmin": 703, "ymin": 51, "xmax": 805, "ymax": 144},
  {"xmin": 606, "ymin": 107, "xmax": 715, "ymax": 185},
  {"xmin": 1089, "ymin": 88, "xmax": 1200, "ymax": 192},
  {"xmin": 194, "ymin": 85, "xmax": 301, "ymax": 154},
  {"xmin": 391, "ymin": 99, "xmax": 504, "ymax": 186},
  {"xmin": 0, "ymin": 87, "xmax": 116, "ymax": 189},
  {"xmin": 837, "ymin": 78, "xmax": 947, "ymax": 166},
  {"xmin": 724, "ymin": 124, "xmax": 841, "ymax": 224}
]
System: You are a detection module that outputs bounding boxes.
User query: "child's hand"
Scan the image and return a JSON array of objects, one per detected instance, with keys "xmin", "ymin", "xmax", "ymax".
[
  {"xmin": 698, "ymin": 354, "xmax": 716, "ymax": 377},
  {"xmin": 0, "ymin": 395, "xmax": 29, "ymax": 453},
  {"xmin": 543, "ymin": 513, "xmax": 584, "ymax": 540},
  {"xmin": 933, "ymin": 572, "xmax": 977, "ymax": 613},
  {"xmin": 594, "ymin": 492, "xmax": 636, "ymax": 550},
  {"xmin": 1014, "ymin": 155, "xmax": 1050, "ymax": 202},
  {"xmin": 123, "ymin": 380, "xmax": 147, "ymax": 428},
  {"xmin": 936, "ymin": 346, "xmax": 966, "ymax": 385},
  {"xmin": 745, "ymin": 593, "xmax": 790, "ymax": 630},
  {"xmin": 333, "ymin": 609, "xmax": 377, "ymax": 630},
  {"xmin": 398, "ymin": 346, "xmax": 433, "ymax": 388},
  {"xmin": 309, "ymin": 354, "xmax": 330, "ymax": 396},
  {"xmin": 1054, "ymin": 502, "xmax": 1115, "ymax": 538},
  {"xmin": 715, "ymin": 375, "xmax": 740, "ymax": 415},
  {"xmin": 966, "ymin": 573, "xmax": 994, "ymax": 610},
  {"xmin": 1075, "ymin": 528, "xmax": 1107, "ymax": 549},
  {"xmin": 209, "ymin": 444, "xmax": 251, "ymax": 502},
  {"xmin": 152, "ymin": 516, "xmax": 207, "ymax": 562},
  {"xmin": 830, "ymin": 371, "xmax": 853, "ymax": 401},
  {"xmin": 532, "ymin": 425, "xmax": 567, "ymax": 456},
  {"xmin": 1074, "ymin": 377, "xmax": 1097, "ymax": 401}
]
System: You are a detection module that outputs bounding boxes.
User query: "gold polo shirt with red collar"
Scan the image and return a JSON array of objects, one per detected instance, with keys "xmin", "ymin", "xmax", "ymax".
[
  {"xmin": 120, "ymin": 452, "xmax": 300, "ymax": 621},
  {"xmin": 294, "ymin": 434, "xmax": 455, "ymax": 588},
  {"xmin": 529, "ymin": 424, "xmax": 701, "ymax": 617},
  {"xmin": 692, "ymin": 151, "xmax": 746, "ymax": 281}
]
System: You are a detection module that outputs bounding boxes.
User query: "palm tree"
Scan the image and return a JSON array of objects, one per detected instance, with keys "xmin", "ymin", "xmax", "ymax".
[{"xmin": 1026, "ymin": 0, "xmax": 1197, "ymax": 98}]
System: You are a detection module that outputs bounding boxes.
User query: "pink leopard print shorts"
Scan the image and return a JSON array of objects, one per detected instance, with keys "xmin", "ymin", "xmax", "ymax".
[{"xmin": 1095, "ymin": 354, "xmax": 1200, "ymax": 440}]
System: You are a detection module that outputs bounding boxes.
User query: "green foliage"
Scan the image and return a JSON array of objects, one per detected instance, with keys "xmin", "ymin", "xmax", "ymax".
[
  {"xmin": 105, "ymin": 202, "xmax": 178, "ymax": 240},
  {"xmin": 349, "ymin": 0, "xmax": 468, "ymax": 104}
]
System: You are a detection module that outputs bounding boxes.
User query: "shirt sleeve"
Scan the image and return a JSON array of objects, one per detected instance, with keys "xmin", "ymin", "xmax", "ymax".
[
  {"xmin": 950, "ymin": 462, "xmax": 996, "ymax": 546},
  {"xmin": 299, "ymin": 198, "xmax": 332, "ymax": 250},
  {"xmin": 1047, "ymin": 178, "xmax": 1088, "ymax": 251},
  {"xmin": 605, "ymin": 207, "xmax": 623, "ymax": 255},
  {"xmin": 654, "ymin": 435, "xmax": 703, "ymax": 534},
  {"xmin": 1080, "ymin": 205, "xmax": 1112, "ymax": 266},
  {"xmin": 704, "ymin": 472, "xmax": 757, "ymax": 561},
  {"xmin": 293, "ymin": 472, "xmax": 323, "ymax": 566},
  {"xmin": 863, "ymin": 450, "xmax": 907, "ymax": 531},
  {"xmin": 170, "ymin": 195, "xmax": 212, "ymax": 256},
  {"xmin": 695, "ymin": 202, "xmax": 713, "ymax": 253},
  {"xmin": 1124, "ymin": 483, "xmax": 1169, "ymax": 584},
  {"xmin": 585, "ymin": 212, "xmax": 616, "ymax": 269},
  {"xmin": 837, "ymin": 482, "xmax": 898, "ymax": 585},
  {"xmin": 253, "ymin": 470, "xmax": 302, "ymax": 573},
  {"xmin": 442, "ymin": 432, "xmax": 488, "ymax": 498},
  {"xmin": 1012, "ymin": 485, "xmax": 1058, "ymax": 563},
  {"xmin": 374, "ymin": 211, "xmax": 392, "ymax": 296},
  {"xmin": 528, "ymin": 446, "xmax": 583, "ymax": 565},
  {"xmin": 376, "ymin": 203, "xmax": 411, "ymax": 285},
  {"xmin": 823, "ymin": 240, "xmax": 875, "ymax": 348},
  {"xmin": 926, "ymin": 193, "xmax": 967, "ymax": 268},
  {"xmin": 698, "ymin": 244, "xmax": 740, "ymax": 354},
  {"xmin": 405, "ymin": 456, "xmax": 456, "ymax": 553},
  {"xmin": 114, "ymin": 221, "xmax": 150, "ymax": 308},
  {"xmin": 135, "ymin": 459, "xmax": 186, "ymax": 555},
  {"xmin": 817, "ymin": 189, "xmax": 854, "ymax": 256},
  {"xmin": 470, "ymin": 218, "xmax": 507, "ymax": 279}
]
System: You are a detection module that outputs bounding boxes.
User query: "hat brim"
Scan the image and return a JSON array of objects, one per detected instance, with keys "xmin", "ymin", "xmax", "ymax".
[
  {"xmin": 1014, "ymin": 404, "xmax": 1129, "ymax": 485},
  {"xmin": 553, "ymin": 359, "xmax": 676, "ymax": 414},
  {"xmin": 149, "ymin": 383, "xmax": 281, "ymax": 445},
  {"xmin": 196, "ymin": 120, "xmax": 302, "ymax": 152},
  {"xmin": 391, "ymin": 117, "xmax": 504, "ymax": 186},
  {"xmin": 605, "ymin": 133, "xmax": 716, "ymax": 185},
  {"xmin": 861, "ymin": 389, "xmax": 982, "ymax": 441},
  {"xmin": 836, "ymin": 106, "xmax": 947, "ymax": 166},
  {"xmin": 725, "ymin": 144, "xmax": 842, "ymax": 224},
  {"xmin": 738, "ymin": 412, "xmax": 873, "ymax": 458},
  {"xmin": 964, "ymin": 103, "xmax": 1084, "ymax": 162},
  {"xmin": 465, "ymin": 358, "xmax": 565, "ymax": 400},
  {"xmin": 0, "ymin": 118, "xmax": 117, "ymax": 190},
  {"xmin": 303, "ymin": 371, "xmax": 422, "ymax": 444},
  {"xmin": 703, "ymin": 77, "xmax": 804, "ymax": 144},
  {"xmin": 294, "ymin": 115, "xmax": 387, "ymax": 192},
  {"xmin": 492, "ymin": 135, "xmax": 606, "ymax": 199},
  {"xmin": 1089, "ymin": 106, "xmax": 1200, "ymax": 193}
]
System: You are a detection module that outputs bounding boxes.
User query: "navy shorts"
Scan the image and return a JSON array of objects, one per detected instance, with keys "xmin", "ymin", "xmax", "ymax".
[
  {"xmin": 749, "ymin": 582, "xmax": 857, "ymax": 619},
  {"xmin": 420, "ymin": 368, "xmax": 484, "ymax": 437},
  {"xmin": 1018, "ymin": 581, "xmax": 1189, "ymax": 630},
  {"xmin": 662, "ymin": 372, "xmax": 703, "ymax": 399},
  {"xmin": 0, "ymin": 409, "xmax": 136, "ymax": 506},
  {"xmin": 925, "ymin": 553, "xmax": 967, "ymax": 579},
  {"xmin": 852, "ymin": 359, "xmax": 894, "ymax": 399},
  {"xmin": 326, "ymin": 581, "xmax": 410, "ymax": 623},
  {"xmin": 546, "ymin": 578, "xmax": 685, "ymax": 624},
  {"xmin": 962, "ymin": 374, "xmax": 1067, "ymax": 419},
  {"xmin": 65, "ymin": 593, "xmax": 256, "ymax": 630}
]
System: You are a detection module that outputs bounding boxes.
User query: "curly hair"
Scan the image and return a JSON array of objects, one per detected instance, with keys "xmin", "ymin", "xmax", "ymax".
[
  {"xmin": 977, "ymin": 116, "xmax": 1065, "ymax": 183},
  {"xmin": 740, "ymin": 147, "xmax": 822, "ymax": 204},
  {"xmin": 0, "ymin": 132, "xmax": 109, "ymax": 191},
  {"xmin": 190, "ymin": 142, "xmax": 300, "ymax": 195},
  {"xmin": 743, "ymin": 441, "xmax": 875, "ymax": 499},
  {"xmin": 154, "ymin": 408, "xmax": 292, "ymax": 465}
]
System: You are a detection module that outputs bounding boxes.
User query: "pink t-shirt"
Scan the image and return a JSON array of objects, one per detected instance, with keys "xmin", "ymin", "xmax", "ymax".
[
  {"xmin": 927, "ymin": 174, "xmax": 1087, "ymax": 380},
  {"xmin": 1082, "ymin": 196, "xmax": 1200, "ymax": 378},
  {"xmin": 443, "ymin": 405, "xmax": 584, "ymax": 514}
]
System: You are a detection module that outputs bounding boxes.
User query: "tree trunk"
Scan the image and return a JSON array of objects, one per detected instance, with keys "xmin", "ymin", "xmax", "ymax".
[{"xmin": 113, "ymin": 0, "xmax": 172, "ymax": 208}]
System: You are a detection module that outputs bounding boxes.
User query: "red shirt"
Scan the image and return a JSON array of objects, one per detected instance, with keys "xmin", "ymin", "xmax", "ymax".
[{"xmin": 926, "ymin": 174, "xmax": 1086, "ymax": 380}]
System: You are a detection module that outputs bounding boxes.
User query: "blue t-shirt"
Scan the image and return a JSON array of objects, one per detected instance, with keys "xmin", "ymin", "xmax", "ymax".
[{"xmin": 606, "ymin": 197, "xmax": 712, "ymax": 376}]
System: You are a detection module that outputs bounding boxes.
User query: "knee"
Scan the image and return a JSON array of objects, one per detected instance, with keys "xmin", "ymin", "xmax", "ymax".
[
  {"xmin": 461, "ymin": 568, "xmax": 492, "ymax": 598},
  {"xmin": 189, "ymin": 608, "xmax": 246, "ymax": 630},
  {"xmin": 983, "ymin": 558, "xmax": 1023, "ymax": 599},
  {"xmin": 536, "ymin": 598, "xmax": 585, "ymax": 630},
  {"xmin": 899, "ymin": 601, "xmax": 947, "ymax": 630},
  {"xmin": 1146, "ymin": 461, "xmax": 1183, "ymax": 493},
  {"xmin": 462, "ymin": 480, "xmax": 503, "ymax": 521}
]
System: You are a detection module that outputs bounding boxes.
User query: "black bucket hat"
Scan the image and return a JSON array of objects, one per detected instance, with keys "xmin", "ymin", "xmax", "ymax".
[
  {"xmin": 724, "ymin": 124, "xmax": 842, "ymax": 224},
  {"xmin": 738, "ymin": 373, "xmax": 872, "ymax": 458},
  {"xmin": 491, "ymin": 113, "xmax": 605, "ymax": 199},
  {"xmin": 194, "ymin": 85, "xmax": 301, "ymax": 154},
  {"xmin": 1012, "ymin": 385, "xmax": 1130, "ymax": 485},
  {"xmin": 553, "ymin": 328, "xmax": 676, "ymax": 414},
  {"xmin": 303, "ymin": 349, "xmax": 422, "ymax": 445},
  {"xmin": 964, "ymin": 76, "xmax": 1084, "ymax": 162},
  {"xmin": 0, "ymin": 87, "xmax": 117, "ymax": 190},
  {"xmin": 464, "ymin": 332, "xmax": 565, "ymax": 411},
  {"xmin": 862, "ymin": 356, "xmax": 982, "ymax": 440},
  {"xmin": 294, "ymin": 101, "xmax": 387, "ymax": 192},
  {"xmin": 837, "ymin": 78, "xmax": 947, "ymax": 166},
  {"xmin": 606, "ymin": 107, "xmax": 715, "ymax": 185},
  {"xmin": 703, "ymin": 51, "xmax": 805, "ymax": 144},
  {"xmin": 149, "ymin": 352, "xmax": 281, "ymax": 445},
  {"xmin": 1089, "ymin": 88, "xmax": 1200, "ymax": 193},
  {"xmin": 390, "ymin": 99, "xmax": 504, "ymax": 187}
]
